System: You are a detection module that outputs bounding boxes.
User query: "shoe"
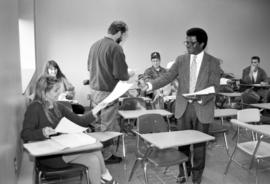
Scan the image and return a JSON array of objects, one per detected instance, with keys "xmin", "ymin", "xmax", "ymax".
[
  {"xmin": 105, "ymin": 155, "xmax": 122, "ymax": 164},
  {"xmin": 101, "ymin": 178, "xmax": 119, "ymax": 184},
  {"xmin": 176, "ymin": 176, "xmax": 186, "ymax": 183}
]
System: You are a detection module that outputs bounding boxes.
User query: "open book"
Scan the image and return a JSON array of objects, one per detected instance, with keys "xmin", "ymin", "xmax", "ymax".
[
  {"xmin": 23, "ymin": 133, "xmax": 96, "ymax": 156},
  {"xmin": 182, "ymin": 86, "xmax": 215, "ymax": 97}
]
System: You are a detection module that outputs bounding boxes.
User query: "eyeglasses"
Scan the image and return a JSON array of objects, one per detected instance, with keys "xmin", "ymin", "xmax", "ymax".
[{"xmin": 184, "ymin": 41, "xmax": 198, "ymax": 46}]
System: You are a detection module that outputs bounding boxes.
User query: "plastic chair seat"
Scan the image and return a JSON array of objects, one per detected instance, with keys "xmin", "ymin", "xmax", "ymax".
[
  {"xmin": 148, "ymin": 148, "xmax": 188, "ymax": 167},
  {"xmin": 238, "ymin": 141, "xmax": 270, "ymax": 159}
]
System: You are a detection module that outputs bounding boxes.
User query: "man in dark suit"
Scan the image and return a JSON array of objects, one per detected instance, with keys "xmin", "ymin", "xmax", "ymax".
[
  {"xmin": 141, "ymin": 28, "xmax": 221, "ymax": 184},
  {"xmin": 241, "ymin": 56, "xmax": 268, "ymax": 85}
]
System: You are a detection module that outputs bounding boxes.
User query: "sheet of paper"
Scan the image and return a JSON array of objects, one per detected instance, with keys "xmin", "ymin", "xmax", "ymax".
[
  {"xmin": 101, "ymin": 81, "xmax": 134, "ymax": 104},
  {"xmin": 23, "ymin": 140, "xmax": 67, "ymax": 156},
  {"xmin": 182, "ymin": 86, "xmax": 215, "ymax": 97},
  {"xmin": 55, "ymin": 117, "xmax": 87, "ymax": 133},
  {"xmin": 51, "ymin": 133, "xmax": 96, "ymax": 148}
]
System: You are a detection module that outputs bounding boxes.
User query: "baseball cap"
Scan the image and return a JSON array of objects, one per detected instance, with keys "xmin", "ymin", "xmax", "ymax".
[{"xmin": 151, "ymin": 52, "xmax": 160, "ymax": 60}]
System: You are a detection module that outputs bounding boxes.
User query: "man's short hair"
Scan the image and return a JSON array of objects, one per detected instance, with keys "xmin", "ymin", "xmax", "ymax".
[
  {"xmin": 186, "ymin": 28, "xmax": 208, "ymax": 49},
  {"xmin": 108, "ymin": 21, "xmax": 128, "ymax": 35},
  {"xmin": 251, "ymin": 56, "xmax": 260, "ymax": 63}
]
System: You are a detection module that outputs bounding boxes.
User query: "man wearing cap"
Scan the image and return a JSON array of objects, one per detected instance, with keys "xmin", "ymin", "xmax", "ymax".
[
  {"xmin": 140, "ymin": 28, "xmax": 221, "ymax": 184},
  {"xmin": 143, "ymin": 52, "xmax": 167, "ymax": 100}
]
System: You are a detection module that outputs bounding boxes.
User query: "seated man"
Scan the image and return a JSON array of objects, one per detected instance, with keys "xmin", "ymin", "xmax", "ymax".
[{"xmin": 240, "ymin": 56, "xmax": 269, "ymax": 102}]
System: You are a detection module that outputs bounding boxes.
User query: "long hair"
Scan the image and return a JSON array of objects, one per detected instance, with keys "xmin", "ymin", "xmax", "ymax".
[
  {"xmin": 34, "ymin": 75, "xmax": 62, "ymax": 124},
  {"xmin": 43, "ymin": 60, "xmax": 66, "ymax": 79}
]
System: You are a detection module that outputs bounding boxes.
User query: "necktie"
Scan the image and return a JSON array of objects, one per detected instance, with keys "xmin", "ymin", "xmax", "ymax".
[{"xmin": 189, "ymin": 55, "xmax": 197, "ymax": 93}]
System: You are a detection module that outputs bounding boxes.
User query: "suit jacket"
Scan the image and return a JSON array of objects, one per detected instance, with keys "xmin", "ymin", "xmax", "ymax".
[
  {"xmin": 151, "ymin": 52, "xmax": 221, "ymax": 123},
  {"xmin": 241, "ymin": 66, "xmax": 268, "ymax": 84}
]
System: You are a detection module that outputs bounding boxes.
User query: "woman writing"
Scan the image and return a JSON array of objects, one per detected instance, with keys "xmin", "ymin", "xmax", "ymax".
[{"xmin": 21, "ymin": 75, "xmax": 118, "ymax": 184}]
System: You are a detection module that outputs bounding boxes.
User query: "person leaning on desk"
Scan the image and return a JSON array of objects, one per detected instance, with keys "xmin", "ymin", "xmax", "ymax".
[{"xmin": 21, "ymin": 76, "xmax": 118, "ymax": 184}]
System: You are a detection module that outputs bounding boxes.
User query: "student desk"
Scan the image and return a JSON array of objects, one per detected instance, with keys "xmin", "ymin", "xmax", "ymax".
[
  {"xmin": 140, "ymin": 130, "xmax": 214, "ymax": 167},
  {"xmin": 24, "ymin": 139, "xmax": 103, "ymax": 157},
  {"xmin": 225, "ymin": 119, "xmax": 270, "ymax": 179},
  {"xmin": 250, "ymin": 103, "xmax": 270, "ymax": 110},
  {"xmin": 218, "ymin": 92, "xmax": 242, "ymax": 106}
]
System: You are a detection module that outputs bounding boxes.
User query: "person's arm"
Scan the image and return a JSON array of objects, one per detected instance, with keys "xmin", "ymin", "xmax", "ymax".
[
  {"xmin": 112, "ymin": 45, "xmax": 129, "ymax": 81},
  {"xmin": 199, "ymin": 59, "xmax": 221, "ymax": 105},
  {"xmin": 57, "ymin": 102, "xmax": 96, "ymax": 127},
  {"xmin": 21, "ymin": 102, "xmax": 49, "ymax": 142},
  {"xmin": 62, "ymin": 77, "xmax": 75, "ymax": 99},
  {"xmin": 241, "ymin": 67, "xmax": 252, "ymax": 84}
]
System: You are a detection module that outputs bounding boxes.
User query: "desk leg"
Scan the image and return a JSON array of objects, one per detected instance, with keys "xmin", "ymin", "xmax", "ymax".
[
  {"xmin": 190, "ymin": 144, "xmax": 194, "ymax": 168},
  {"xmin": 249, "ymin": 135, "xmax": 263, "ymax": 170},
  {"xmin": 122, "ymin": 134, "xmax": 126, "ymax": 158},
  {"xmin": 166, "ymin": 116, "xmax": 171, "ymax": 131}
]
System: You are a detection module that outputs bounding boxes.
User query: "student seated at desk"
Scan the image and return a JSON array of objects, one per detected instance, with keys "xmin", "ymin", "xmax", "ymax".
[
  {"xmin": 21, "ymin": 76, "xmax": 118, "ymax": 184},
  {"xmin": 43, "ymin": 60, "xmax": 85, "ymax": 114}
]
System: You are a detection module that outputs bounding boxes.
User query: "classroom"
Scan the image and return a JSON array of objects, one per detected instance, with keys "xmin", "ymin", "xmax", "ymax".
[{"xmin": 1, "ymin": 0, "xmax": 270, "ymax": 184}]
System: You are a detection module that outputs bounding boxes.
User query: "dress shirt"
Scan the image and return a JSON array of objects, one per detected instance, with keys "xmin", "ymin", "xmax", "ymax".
[{"xmin": 190, "ymin": 51, "xmax": 204, "ymax": 80}]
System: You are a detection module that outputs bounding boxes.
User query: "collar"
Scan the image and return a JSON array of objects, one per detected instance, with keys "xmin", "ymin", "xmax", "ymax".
[{"xmin": 191, "ymin": 51, "xmax": 204, "ymax": 62}]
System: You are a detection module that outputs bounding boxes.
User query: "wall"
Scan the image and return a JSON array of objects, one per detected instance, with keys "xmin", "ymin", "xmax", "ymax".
[
  {"xmin": 0, "ymin": 0, "xmax": 26, "ymax": 183},
  {"xmin": 35, "ymin": 0, "xmax": 270, "ymax": 106}
]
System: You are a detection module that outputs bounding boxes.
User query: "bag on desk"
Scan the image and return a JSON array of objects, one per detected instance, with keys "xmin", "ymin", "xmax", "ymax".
[{"xmin": 241, "ymin": 89, "xmax": 260, "ymax": 104}]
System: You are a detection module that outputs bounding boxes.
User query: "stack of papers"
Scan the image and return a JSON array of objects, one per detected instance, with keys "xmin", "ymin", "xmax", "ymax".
[{"xmin": 182, "ymin": 86, "xmax": 215, "ymax": 97}]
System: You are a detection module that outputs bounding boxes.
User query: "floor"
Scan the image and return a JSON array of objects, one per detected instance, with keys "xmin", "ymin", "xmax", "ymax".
[{"xmin": 18, "ymin": 118, "xmax": 270, "ymax": 184}]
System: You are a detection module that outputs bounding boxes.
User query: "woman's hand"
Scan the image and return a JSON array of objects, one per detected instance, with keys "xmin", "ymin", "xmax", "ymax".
[{"xmin": 42, "ymin": 127, "xmax": 56, "ymax": 138}]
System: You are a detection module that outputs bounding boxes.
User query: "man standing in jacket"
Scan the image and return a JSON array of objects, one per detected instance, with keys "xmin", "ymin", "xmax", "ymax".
[{"xmin": 141, "ymin": 28, "xmax": 221, "ymax": 184}]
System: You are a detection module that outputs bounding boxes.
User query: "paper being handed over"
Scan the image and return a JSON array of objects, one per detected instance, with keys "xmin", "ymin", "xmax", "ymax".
[
  {"xmin": 182, "ymin": 86, "xmax": 215, "ymax": 97},
  {"xmin": 55, "ymin": 117, "xmax": 88, "ymax": 134}
]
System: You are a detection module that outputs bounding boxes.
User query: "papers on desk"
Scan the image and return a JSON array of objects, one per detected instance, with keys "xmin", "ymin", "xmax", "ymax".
[
  {"xmin": 55, "ymin": 117, "xmax": 87, "ymax": 134},
  {"xmin": 23, "ymin": 133, "xmax": 97, "ymax": 156},
  {"xmin": 51, "ymin": 133, "xmax": 96, "ymax": 148},
  {"xmin": 101, "ymin": 81, "xmax": 134, "ymax": 104},
  {"xmin": 182, "ymin": 86, "xmax": 215, "ymax": 97}
]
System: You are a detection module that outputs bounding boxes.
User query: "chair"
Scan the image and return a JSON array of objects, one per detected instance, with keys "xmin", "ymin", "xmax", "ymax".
[
  {"xmin": 224, "ymin": 108, "xmax": 270, "ymax": 184},
  {"xmin": 119, "ymin": 97, "xmax": 147, "ymax": 133},
  {"xmin": 128, "ymin": 113, "xmax": 188, "ymax": 184},
  {"xmin": 209, "ymin": 111, "xmax": 230, "ymax": 156},
  {"xmin": 35, "ymin": 161, "xmax": 90, "ymax": 184}
]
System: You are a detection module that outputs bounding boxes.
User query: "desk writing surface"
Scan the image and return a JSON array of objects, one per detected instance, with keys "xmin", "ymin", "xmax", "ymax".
[
  {"xmin": 250, "ymin": 103, "xmax": 270, "ymax": 110},
  {"xmin": 214, "ymin": 109, "xmax": 238, "ymax": 118},
  {"xmin": 118, "ymin": 109, "xmax": 172, "ymax": 119},
  {"xmin": 239, "ymin": 84, "xmax": 270, "ymax": 88},
  {"xmin": 218, "ymin": 92, "xmax": 242, "ymax": 97},
  {"xmin": 24, "ymin": 140, "xmax": 102, "ymax": 157},
  {"xmin": 87, "ymin": 131, "xmax": 123, "ymax": 142},
  {"xmin": 230, "ymin": 119, "xmax": 270, "ymax": 137},
  {"xmin": 140, "ymin": 130, "xmax": 214, "ymax": 149}
]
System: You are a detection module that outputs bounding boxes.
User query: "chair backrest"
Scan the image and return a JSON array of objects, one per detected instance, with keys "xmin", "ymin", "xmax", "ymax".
[
  {"xmin": 237, "ymin": 108, "xmax": 261, "ymax": 123},
  {"xmin": 136, "ymin": 113, "xmax": 169, "ymax": 153},
  {"xmin": 137, "ymin": 113, "xmax": 169, "ymax": 134},
  {"xmin": 120, "ymin": 97, "xmax": 147, "ymax": 110}
]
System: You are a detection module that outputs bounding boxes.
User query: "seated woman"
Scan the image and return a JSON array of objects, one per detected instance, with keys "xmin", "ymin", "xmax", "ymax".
[
  {"xmin": 44, "ymin": 60, "xmax": 84, "ymax": 114},
  {"xmin": 21, "ymin": 75, "xmax": 118, "ymax": 184}
]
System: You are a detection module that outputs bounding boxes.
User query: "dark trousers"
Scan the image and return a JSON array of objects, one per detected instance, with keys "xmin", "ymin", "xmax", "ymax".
[{"xmin": 177, "ymin": 103, "xmax": 209, "ymax": 183}]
